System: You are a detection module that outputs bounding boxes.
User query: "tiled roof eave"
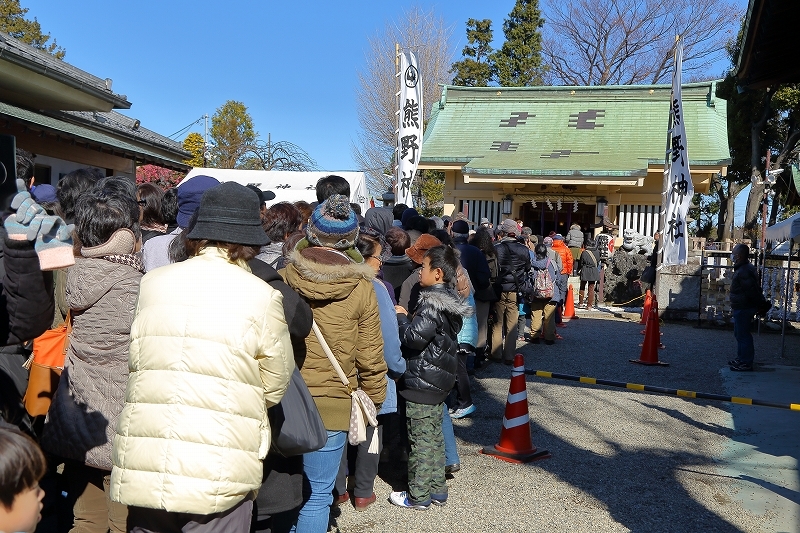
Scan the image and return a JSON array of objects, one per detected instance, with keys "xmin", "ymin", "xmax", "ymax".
[
  {"xmin": 463, "ymin": 167, "xmax": 648, "ymax": 178},
  {"xmin": 0, "ymin": 101, "xmax": 189, "ymax": 170},
  {"xmin": 0, "ymin": 33, "xmax": 131, "ymax": 109},
  {"xmin": 644, "ymin": 158, "xmax": 733, "ymax": 167}
]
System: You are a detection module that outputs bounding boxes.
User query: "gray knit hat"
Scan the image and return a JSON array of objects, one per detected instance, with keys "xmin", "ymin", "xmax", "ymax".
[{"xmin": 306, "ymin": 194, "xmax": 359, "ymax": 250}]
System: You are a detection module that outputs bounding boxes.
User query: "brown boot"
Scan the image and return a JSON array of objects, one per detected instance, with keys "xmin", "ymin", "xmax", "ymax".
[
  {"xmin": 587, "ymin": 290, "xmax": 595, "ymax": 309},
  {"xmin": 578, "ymin": 290, "xmax": 586, "ymax": 309}
]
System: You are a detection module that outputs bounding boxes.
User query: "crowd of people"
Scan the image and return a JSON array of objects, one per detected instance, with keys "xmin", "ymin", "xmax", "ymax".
[{"xmin": 0, "ymin": 162, "xmax": 609, "ymax": 533}]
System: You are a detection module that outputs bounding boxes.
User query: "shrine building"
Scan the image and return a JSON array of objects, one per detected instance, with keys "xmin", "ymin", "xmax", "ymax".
[{"xmin": 418, "ymin": 82, "xmax": 730, "ymax": 238}]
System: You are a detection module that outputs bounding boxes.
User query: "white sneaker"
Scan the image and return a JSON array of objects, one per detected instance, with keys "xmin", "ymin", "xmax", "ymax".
[{"xmin": 388, "ymin": 491, "xmax": 430, "ymax": 510}]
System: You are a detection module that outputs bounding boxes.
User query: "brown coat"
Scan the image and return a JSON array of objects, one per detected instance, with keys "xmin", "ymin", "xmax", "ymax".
[
  {"xmin": 42, "ymin": 253, "xmax": 142, "ymax": 470},
  {"xmin": 282, "ymin": 241, "xmax": 387, "ymax": 431}
]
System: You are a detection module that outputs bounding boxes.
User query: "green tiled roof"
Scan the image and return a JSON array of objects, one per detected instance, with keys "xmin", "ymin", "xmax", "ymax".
[{"xmin": 420, "ymin": 82, "xmax": 730, "ymax": 180}]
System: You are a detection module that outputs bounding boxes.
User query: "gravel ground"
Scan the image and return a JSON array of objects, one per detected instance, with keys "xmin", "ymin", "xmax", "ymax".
[{"xmin": 332, "ymin": 312, "xmax": 799, "ymax": 533}]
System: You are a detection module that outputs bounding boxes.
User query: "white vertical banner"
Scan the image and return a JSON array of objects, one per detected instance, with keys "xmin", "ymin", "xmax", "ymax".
[
  {"xmin": 662, "ymin": 37, "xmax": 693, "ymax": 265},
  {"xmin": 397, "ymin": 51, "xmax": 422, "ymax": 207}
]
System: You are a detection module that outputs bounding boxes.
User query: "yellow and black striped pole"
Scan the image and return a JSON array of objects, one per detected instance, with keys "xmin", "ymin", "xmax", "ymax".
[{"xmin": 526, "ymin": 370, "xmax": 800, "ymax": 411}]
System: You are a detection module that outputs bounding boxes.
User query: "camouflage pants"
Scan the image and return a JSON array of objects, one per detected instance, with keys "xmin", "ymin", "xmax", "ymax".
[{"xmin": 405, "ymin": 401, "xmax": 446, "ymax": 503}]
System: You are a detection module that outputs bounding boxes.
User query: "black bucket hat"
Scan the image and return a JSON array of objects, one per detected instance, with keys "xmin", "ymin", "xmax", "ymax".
[{"xmin": 187, "ymin": 182, "xmax": 268, "ymax": 246}]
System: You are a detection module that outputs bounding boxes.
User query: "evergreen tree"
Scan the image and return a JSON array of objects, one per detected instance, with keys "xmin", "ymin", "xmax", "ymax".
[
  {"xmin": 0, "ymin": 0, "xmax": 65, "ymax": 59},
  {"xmin": 209, "ymin": 101, "xmax": 256, "ymax": 169},
  {"xmin": 450, "ymin": 19, "xmax": 494, "ymax": 87},
  {"xmin": 492, "ymin": 0, "xmax": 545, "ymax": 87}
]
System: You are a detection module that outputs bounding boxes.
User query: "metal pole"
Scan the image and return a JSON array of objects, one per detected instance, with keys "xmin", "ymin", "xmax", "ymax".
[
  {"xmin": 657, "ymin": 35, "xmax": 680, "ymax": 301},
  {"xmin": 781, "ymin": 246, "xmax": 791, "ymax": 358},
  {"xmin": 203, "ymin": 114, "xmax": 208, "ymax": 167}
]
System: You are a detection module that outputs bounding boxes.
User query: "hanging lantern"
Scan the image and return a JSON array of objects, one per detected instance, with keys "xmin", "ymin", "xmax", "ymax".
[{"xmin": 573, "ymin": 199, "xmax": 578, "ymax": 213}]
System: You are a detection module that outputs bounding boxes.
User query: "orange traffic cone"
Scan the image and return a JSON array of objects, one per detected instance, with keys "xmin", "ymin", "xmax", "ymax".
[
  {"xmin": 639, "ymin": 290, "xmax": 652, "ymax": 325},
  {"xmin": 563, "ymin": 285, "xmax": 578, "ymax": 320},
  {"xmin": 480, "ymin": 354, "xmax": 551, "ymax": 463},
  {"xmin": 631, "ymin": 305, "xmax": 668, "ymax": 366}
]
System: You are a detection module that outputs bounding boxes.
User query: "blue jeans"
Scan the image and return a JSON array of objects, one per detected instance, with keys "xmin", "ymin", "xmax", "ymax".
[
  {"xmin": 442, "ymin": 404, "xmax": 459, "ymax": 466},
  {"xmin": 732, "ymin": 308, "xmax": 756, "ymax": 364},
  {"xmin": 291, "ymin": 430, "xmax": 346, "ymax": 533}
]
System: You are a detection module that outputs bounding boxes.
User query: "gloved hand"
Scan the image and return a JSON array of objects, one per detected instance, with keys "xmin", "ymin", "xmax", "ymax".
[
  {"xmin": 29, "ymin": 215, "xmax": 75, "ymax": 271},
  {"xmin": 4, "ymin": 179, "xmax": 75, "ymax": 270},
  {"xmin": 4, "ymin": 179, "xmax": 45, "ymax": 241}
]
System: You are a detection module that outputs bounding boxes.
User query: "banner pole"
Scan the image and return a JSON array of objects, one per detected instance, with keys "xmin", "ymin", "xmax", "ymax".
[
  {"xmin": 656, "ymin": 35, "xmax": 680, "ymax": 298},
  {"xmin": 394, "ymin": 42, "xmax": 400, "ymax": 200}
]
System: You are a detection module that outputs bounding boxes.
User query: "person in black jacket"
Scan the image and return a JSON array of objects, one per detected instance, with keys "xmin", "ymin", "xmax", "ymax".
[
  {"xmin": 728, "ymin": 244, "xmax": 765, "ymax": 372},
  {"xmin": 450, "ymin": 220, "xmax": 490, "ymax": 293},
  {"xmin": 390, "ymin": 245, "xmax": 471, "ymax": 510},
  {"xmin": 0, "ymin": 175, "xmax": 71, "ymax": 433},
  {"xmin": 247, "ymin": 258, "xmax": 314, "ymax": 533},
  {"xmin": 491, "ymin": 219, "xmax": 531, "ymax": 364}
]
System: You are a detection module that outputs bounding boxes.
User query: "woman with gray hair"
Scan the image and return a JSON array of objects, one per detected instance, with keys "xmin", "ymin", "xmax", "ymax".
[{"xmin": 41, "ymin": 176, "xmax": 143, "ymax": 533}]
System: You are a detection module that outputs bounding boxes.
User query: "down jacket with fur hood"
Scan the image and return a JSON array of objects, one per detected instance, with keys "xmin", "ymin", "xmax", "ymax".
[
  {"xmin": 282, "ymin": 239, "xmax": 387, "ymax": 431},
  {"xmin": 110, "ymin": 246, "xmax": 294, "ymax": 515},
  {"xmin": 397, "ymin": 284, "xmax": 472, "ymax": 405}
]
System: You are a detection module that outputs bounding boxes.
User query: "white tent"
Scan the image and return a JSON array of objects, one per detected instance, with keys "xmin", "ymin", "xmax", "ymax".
[
  {"xmin": 765, "ymin": 212, "xmax": 800, "ymax": 242},
  {"xmin": 764, "ymin": 213, "xmax": 800, "ymax": 357},
  {"xmin": 179, "ymin": 169, "xmax": 369, "ymax": 213}
]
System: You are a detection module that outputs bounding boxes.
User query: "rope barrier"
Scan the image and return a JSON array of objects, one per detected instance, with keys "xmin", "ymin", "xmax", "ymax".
[{"xmin": 525, "ymin": 370, "xmax": 800, "ymax": 411}]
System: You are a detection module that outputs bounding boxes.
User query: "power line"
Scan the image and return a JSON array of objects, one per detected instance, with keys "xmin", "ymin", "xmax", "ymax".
[{"xmin": 168, "ymin": 116, "xmax": 205, "ymax": 139}]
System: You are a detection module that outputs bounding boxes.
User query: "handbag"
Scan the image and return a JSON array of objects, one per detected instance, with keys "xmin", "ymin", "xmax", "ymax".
[
  {"xmin": 311, "ymin": 321, "xmax": 380, "ymax": 453},
  {"xmin": 23, "ymin": 312, "xmax": 71, "ymax": 417},
  {"xmin": 267, "ymin": 367, "xmax": 327, "ymax": 457}
]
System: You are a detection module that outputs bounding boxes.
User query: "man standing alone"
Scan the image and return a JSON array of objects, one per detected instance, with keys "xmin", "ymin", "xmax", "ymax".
[{"xmin": 728, "ymin": 244, "xmax": 765, "ymax": 371}]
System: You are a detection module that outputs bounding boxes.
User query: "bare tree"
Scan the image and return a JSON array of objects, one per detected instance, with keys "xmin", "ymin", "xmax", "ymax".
[
  {"xmin": 242, "ymin": 134, "xmax": 317, "ymax": 172},
  {"xmin": 542, "ymin": 0, "xmax": 742, "ymax": 86},
  {"xmin": 353, "ymin": 6, "xmax": 455, "ymax": 192}
]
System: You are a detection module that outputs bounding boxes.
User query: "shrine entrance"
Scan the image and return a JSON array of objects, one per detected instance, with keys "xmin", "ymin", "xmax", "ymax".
[{"xmin": 518, "ymin": 201, "xmax": 597, "ymax": 237}]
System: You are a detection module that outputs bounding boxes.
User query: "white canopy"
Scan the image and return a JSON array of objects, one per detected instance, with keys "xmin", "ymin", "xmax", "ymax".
[
  {"xmin": 765, "ymin": 212, "xmax": 800, "ymax": 242},
  {"xmin": 179, "ymin": 168, "xmax": 369, "ymax": 213}
]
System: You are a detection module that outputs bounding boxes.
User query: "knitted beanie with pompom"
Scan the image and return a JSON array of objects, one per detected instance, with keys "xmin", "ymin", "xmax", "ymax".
[{"xmin": 306, "ymin": 194, "xmax": 359, "ymax": 250}]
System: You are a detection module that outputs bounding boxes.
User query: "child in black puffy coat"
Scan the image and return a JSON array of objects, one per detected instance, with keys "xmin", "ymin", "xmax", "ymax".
[{"xmin": 390, "ymin": 245, "xmax": 472, "ymax": 510}]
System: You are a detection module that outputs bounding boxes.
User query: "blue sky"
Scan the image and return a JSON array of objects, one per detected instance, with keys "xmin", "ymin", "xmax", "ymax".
[
  {"xmin": 32, "ymin": 1, "xmax": 515, "ymax": 171},
  {"xmin": 32, "ymin": 0, "xmax": 749, "ymax": 219}
]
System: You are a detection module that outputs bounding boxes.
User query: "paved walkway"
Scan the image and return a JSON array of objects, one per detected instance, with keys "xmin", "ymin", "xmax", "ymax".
[{"xmin": 335, "ymin": 312, "xmax": 800, "ymax": 532}]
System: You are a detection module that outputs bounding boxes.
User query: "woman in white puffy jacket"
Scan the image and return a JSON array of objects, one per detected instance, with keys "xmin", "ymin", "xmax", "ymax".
[{"xmin": 110, "ymin": 182, "xmax": 294, "ymax": 533}]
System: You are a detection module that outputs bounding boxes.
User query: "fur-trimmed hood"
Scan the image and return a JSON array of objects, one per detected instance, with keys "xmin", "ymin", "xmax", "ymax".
[
  {"xmin": 283, "ymin": 238, "xmax": 375, "ymax": 301},
  {"xmin": 416, "ymin": 285, "xmax": 473, "ymax": 318}
]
